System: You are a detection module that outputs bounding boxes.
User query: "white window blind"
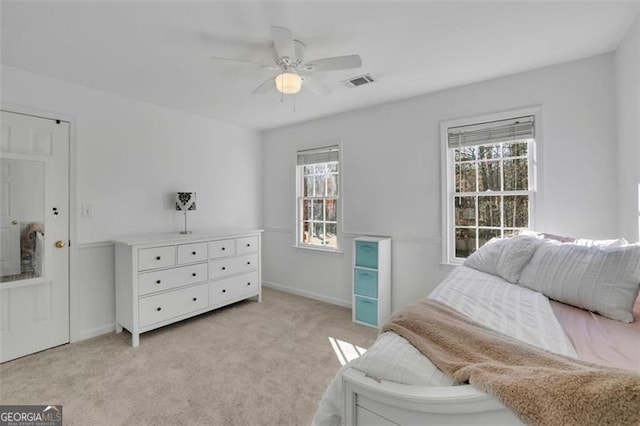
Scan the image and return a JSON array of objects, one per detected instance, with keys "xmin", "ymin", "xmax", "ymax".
[
  {"xmin": 448, "ymin": 116, "xmax": 534, "ymax": 148},
  {"xmin": 297, "ymin": 145, "xmax": 339, "ymax": 165}
]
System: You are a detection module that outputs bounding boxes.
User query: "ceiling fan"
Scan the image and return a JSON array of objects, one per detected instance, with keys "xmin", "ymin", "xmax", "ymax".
[{"xmin": 212, "ymin": 26, "xmax": 362, "ymax": 96}]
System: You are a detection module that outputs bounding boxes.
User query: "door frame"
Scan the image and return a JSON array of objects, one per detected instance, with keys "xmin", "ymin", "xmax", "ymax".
[{"xmin": 1, "ymin": 103, "xmax": 81, "ymax": 343}]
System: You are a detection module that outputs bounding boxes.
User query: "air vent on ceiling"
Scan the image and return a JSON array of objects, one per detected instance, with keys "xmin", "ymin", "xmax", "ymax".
[{"xmin": 342, "ymin": 74, "xmax": 376, "ymax": 88}]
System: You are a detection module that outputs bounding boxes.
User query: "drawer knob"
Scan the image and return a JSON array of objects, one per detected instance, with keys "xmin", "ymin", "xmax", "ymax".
[
  {"xmin": 246, "ymin": 243, "xmax": 250, "ymax": 247},
  {"xmin": 222, "ymin": 266, "xmax": 226, "ymax": 271},
  {"xmin": 156, "ymin": 280, "xmax": 161, "ymax": 284},
  {"xmin": 193, "ymin": 297, "xmax": 197, "ymax": 302},
  {"xmin": 192, "ymin": 273, "xmax": 197, "ymax": 277},
  {"xmin": 221, "ymin": 247, "xmax": 226, "ymax": 251},
  {"xmin": 222, "ymin": 289, "xmax": 226, "ymax": 293},
  {"xmin": 156, "ymin": 256, "xmax": 161, "ymax": 260},
  {"xmin": 246, "ymin": 261, "xmax": 251, "ymax": 265},
  {"xmin": 247, "ymin": 282, "xmax": 251, "ymax": 286},
  {"xmin": 192, "ymin": 251, "xmax": 197, "ymax": 255},
  {"xmin": 156, "ymin": 307, "xmax": 162, "ymax": 311}
]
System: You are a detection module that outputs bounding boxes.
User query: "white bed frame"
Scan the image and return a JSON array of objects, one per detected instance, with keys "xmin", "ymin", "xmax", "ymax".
[{"xmin": 342, "ymin": 368, "xmax": 522, "ymax": 425}]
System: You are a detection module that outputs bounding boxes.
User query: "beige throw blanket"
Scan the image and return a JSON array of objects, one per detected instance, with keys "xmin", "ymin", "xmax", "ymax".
[{"xmin": 381, "ymin": 298, "xmax": 640, "ymax": 426}]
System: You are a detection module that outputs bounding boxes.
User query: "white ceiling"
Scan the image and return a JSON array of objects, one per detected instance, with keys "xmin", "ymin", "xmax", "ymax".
[{"xmin": 2, "ymin": 1, "xmax": 638, "ymax": 130}]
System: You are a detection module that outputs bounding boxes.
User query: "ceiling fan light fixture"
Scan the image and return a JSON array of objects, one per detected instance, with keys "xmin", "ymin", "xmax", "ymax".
[{"xmin": 275, "ymin": 72, "xmax": 302, "ymax": 94}]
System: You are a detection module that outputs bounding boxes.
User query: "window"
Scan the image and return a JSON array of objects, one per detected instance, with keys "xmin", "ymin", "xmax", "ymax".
[
  {"xmin": 443, "ymin": 115, "xmax": 536, "ymax": 263},
  {"xmin": 296, "ymin": 145, "xmax": 340, "ymax": 250}
]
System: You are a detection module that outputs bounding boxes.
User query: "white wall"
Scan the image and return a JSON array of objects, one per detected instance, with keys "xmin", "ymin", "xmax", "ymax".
[
  {"xmin": 1, "ymin": 47, "xmax": 629, "ymax": 339},
  {"xmin": 262, "ymin": 54, "xmax": 618, "ymax": 311},
  {"xmin": 2, "ymin": 65, "xmax": 263, "ymax": 340},
  {"xmin": 615, "ymin": 13, "xmax": 640, "ymax": 243}
]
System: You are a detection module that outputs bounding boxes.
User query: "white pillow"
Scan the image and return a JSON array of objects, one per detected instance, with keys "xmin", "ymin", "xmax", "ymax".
[
  {"xmin": 463, "ymin": 235, "xmax": 543, "ymax": 283},
  {"xmin": 573, "ymin": 238, "xmax": 629, "ymax": 248},
  {"xmin": 518, "ymin": 229, "xmax": 629, "ymax": 247},
  {"xmin": 518, "ymin": 242, "xmax": 640, "ymax": 323},
  {"xmin": 518, "ymin": 229, "xmax": 575, "ymax": 243}
]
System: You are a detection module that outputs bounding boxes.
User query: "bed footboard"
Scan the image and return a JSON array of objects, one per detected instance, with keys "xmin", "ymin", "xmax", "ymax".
[{"xmin": 342, "ymin": 368, "xmax": 521, "ymax": 425}]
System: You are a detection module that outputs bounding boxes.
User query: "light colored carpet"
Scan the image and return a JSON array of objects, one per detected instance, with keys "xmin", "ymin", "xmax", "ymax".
[{"xmin": 0, "ymin": 287, "xmax": 377, "ymax": 425}]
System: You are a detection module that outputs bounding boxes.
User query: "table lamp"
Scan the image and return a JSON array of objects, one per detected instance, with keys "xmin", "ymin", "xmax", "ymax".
[{"xmin": 175, "ymin": 192, "xmax": 196, "ymax": 234}]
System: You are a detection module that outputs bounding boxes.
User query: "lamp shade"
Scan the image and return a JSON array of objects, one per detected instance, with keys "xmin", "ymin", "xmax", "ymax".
[
  {"xmin": 275, "ymin": 72, "xmax": 302, "ymax": 94},
  {"xmin": 175, "ymin": 192, "xmax": 196, "ymax": 211}
]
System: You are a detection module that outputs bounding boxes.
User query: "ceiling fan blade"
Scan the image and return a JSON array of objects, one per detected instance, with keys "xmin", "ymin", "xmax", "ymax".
[
  {"xmin": 271, "ymin": 26, "xmax": 295, "ymax": 59},
  {"xmin": 302, "ymin": 75, "xmax": 331, "ymax": 95},
  {"xmin": 304, "ymin": 55, "xmax": 362, "ymax": 72},
  {"xmin": 252, "ymin": 77, "xmax": 276, "ymax": 94},
  {"xmin": 211, "ymin": 57, "xmax": 277, "ymax": 70}
]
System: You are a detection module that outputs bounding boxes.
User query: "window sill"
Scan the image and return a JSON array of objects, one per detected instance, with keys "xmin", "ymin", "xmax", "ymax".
[
  {"xmin": 439, "ymin": 261, "xmax": 462, "ymax": 268},
  {"xmin": 293, "ymin": 245, "xmax": 344, "ymax": 256}
]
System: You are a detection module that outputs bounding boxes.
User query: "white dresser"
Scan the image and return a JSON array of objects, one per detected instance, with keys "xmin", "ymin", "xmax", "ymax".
[{"xmin": 114, "ymin": 229, "xmax": 262, "ymax": 347}]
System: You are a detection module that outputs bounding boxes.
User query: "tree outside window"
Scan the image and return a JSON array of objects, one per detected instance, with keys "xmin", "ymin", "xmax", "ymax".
[{"xmin": 444, "ymin": 114, "xmax": 536, "ymax": 263}]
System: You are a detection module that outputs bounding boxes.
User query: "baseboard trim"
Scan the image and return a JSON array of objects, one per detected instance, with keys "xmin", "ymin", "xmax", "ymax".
[
  {"xmin": 262, "ymin": 280, "xmax": 351, "ymax": 309},
  {"xmin": 73, "ymin": 324, "xmax": 115, "ymax": 342}
]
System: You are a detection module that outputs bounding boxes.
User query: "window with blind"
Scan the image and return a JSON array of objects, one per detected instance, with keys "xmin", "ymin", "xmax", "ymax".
[
  {"xmin": 443, "ymin": 114, "xmax": 536, "ymax": 263},
  {"xmin": 296, "ymin": 145, "xmax": 340, "ymax": 250}
]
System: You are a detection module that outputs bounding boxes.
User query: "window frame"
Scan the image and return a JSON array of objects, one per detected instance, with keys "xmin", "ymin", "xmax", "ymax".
[
  {"xmin": 440, "ymin": 107, "xmax": 542, "ymax": 265},
  {"xmin": 295, "ymin": 143, "xmax": 343, "ymax": 253}
]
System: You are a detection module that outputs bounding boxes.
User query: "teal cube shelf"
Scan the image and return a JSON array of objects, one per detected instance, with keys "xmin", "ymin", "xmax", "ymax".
[
  {"xmin": 352, "ymin": 237, "xmax": 391, "ymax": 329},
  {"xmin": 355, "ymin": 296, "xmax": 378, "ymax": 326},
  {"xmin": 354, "ymin": 268, "xmax": 378, "ymax": 298},
  {"xmin": 355, "ymin": 241, "xmax": 378, "ymax": 269}
]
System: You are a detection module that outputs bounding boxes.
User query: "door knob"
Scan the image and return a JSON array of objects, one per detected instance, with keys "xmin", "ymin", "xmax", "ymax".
[{"xmin": 55, "ymin": 240, "xmax": 66, "ymax": 248}]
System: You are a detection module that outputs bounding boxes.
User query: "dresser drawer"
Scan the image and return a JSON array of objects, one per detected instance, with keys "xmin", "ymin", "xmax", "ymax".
[
  {"xmin": 208, "ymin": 239, "xmax": 235, "ymax": 259},
  {"xmin": 209, "ymin": 253, "xmax": 258, "ymax": 279},
  {"xmin": 354, "ymin": 268, "xmax": 378, "ymax": 298},
  {"xmin": 355, "ymin": 241, "xmax": 378, "ymax": 269},
  {"xmin": 209, "ymin": 271, "xmax": 259, "ymax": 306},
  {"xmin": 138, "ymin": 246, "xmax": 176, "ymax": 271},
  {"xmin": 235, "ymin": 236, "xmax": 258, "ymax": 254},
  {"xmin": 138, "ymin": 284, "xmax": 208, "ymax": 328},
  {"xmin": 355, "ymin": 296, "xmax": 378, "ymax": 327},
  {"xmin": 177, "ymin": 242, "xmax": 208, "ymax": 264},
  {"xmin": 138, "ymin": 262, "xmax": 208, "ymax": 296}
]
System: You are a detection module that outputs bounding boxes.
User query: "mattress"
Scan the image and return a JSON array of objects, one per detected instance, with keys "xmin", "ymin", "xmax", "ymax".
[{"xmin": 550, "ymin": 295, "xmax": 640, "ymax": 372}]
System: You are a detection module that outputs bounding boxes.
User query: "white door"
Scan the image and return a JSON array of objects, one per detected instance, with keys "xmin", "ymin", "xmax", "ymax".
[
  {"xmin": 0, "ymin": 211, "xmax": 21, "ymax": 276},
  {"xmin": 0, "ymin": 110, "xmax": 69, "ymax": 362}
]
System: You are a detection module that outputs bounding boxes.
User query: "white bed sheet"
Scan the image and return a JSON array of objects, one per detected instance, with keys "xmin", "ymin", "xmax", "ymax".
[{"xmin": 312, "ymin": 266, "xmax": 577, "ymax": 426}]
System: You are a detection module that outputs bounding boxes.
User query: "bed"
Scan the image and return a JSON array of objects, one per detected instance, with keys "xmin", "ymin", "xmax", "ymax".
[{"xmin": 313, "ymin": 233, "xmax": 640, "ymax": 425}]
